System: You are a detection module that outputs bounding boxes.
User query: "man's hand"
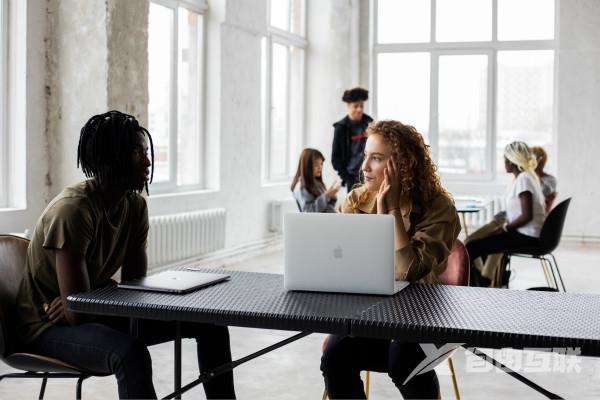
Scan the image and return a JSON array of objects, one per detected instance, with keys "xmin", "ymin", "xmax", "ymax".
[{"xmin": 43, "ymin": 296, "xmax": 67, "ymax": 324}]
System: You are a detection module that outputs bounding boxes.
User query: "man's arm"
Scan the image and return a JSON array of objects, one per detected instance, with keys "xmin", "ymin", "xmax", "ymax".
[
  {"xmin": 122, "ymin": 247, "xmax": 148, "ymax": 282},
  {"xmin": 53, "ymin": 248, "xmax": 91, "ymax": 325}
]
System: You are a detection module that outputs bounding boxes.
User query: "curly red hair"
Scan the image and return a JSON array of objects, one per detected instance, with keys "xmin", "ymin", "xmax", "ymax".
[{"xmin": 366, "ymin": 120, "xmax": 450, "ymax": 208}]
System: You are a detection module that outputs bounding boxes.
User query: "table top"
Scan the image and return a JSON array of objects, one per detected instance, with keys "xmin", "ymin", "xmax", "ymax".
[
  {"xmin": 67, "ymin": 269, "xmax": 600, "ymax": 354},
  {"xmin": 67, "ymin": 269, "xmax": 384, "ymax": 335},
  {"xmin": 455, "ymin": 198, "xmax": 493, "ymax": 213}
]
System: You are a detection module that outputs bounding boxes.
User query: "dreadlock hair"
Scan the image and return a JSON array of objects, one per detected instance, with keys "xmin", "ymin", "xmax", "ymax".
[{"xmin": 77, "ymin": 110, "xmax": 154, "ymax": 194}]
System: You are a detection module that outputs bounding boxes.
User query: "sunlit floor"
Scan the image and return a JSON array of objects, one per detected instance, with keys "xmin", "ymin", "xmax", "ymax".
[{"xmin": 2, "ymin": 241, "xmax": 600, "ymax": 399}]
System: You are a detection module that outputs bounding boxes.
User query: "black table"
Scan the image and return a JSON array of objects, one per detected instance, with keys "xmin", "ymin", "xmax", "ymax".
[{"xmin": 67, "ymin": 269, "xmax": 600, "ymax": 399}]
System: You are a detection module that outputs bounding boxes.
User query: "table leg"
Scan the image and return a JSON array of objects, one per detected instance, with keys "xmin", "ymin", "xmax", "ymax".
[
  {"xmin": 174, "ymin": 322, "xmax": 181, "ymax": 400},
  {"xmin": 460, "ymin": 212, "xmax": 469, "ymax": 238}
]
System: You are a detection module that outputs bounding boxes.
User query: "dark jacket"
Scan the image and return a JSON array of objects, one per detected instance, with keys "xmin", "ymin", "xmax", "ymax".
[{"xmin": 331, "ymin": 114, "xmax": 373, "ymax": 184}]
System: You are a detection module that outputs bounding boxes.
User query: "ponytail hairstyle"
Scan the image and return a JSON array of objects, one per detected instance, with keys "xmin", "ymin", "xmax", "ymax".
[
  {"xmin": 504, "ymin": 141, "xmax": 539, "ymax": 184},
  {"xmin": 290, "ymin": 148, "xmax": 326, "ymax": 197}
]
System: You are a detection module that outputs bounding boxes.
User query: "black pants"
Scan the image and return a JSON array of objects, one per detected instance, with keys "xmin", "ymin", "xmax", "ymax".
[
  {"xmin": 345, "ymin": 174, "xmax": 359, "ymax": 192},
  {"xmin": 466, "ymin": 230, "xmax": 539, "ymax": 287},
  {"xmin": 29, "ymin": 318, "xmax": 235, "ymax": 399},
  {"xmin": 321, "ymin": 335, "xmax": 440, "ymax": 399}
]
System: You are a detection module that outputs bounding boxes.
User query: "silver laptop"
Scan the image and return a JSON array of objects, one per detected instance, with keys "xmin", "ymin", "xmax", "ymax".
[
  {"xmin": 284, "ymin": 213, "xmax": 409, "ymax": 295},
  {"xmin": 118, "ymin": 270, "xmax": 230, "ymax": 294}
]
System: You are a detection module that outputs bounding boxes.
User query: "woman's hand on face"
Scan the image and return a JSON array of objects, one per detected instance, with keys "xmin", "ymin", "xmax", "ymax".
[
  {"xmin": 383, "ymin": 158, "xmax": 402, "ymax": 210},
  {"xmin": 44, "ymin": 296, "xmax": 67, "ymax": 325},
  {"xmin": 377, "ymin": 167, "xmax": 391, "ymax": 214}
]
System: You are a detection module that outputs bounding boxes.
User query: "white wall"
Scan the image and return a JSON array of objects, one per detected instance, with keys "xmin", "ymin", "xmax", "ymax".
[
  {"xmin": 304, "ymin": 0, "xmax": 361, "ymax": 186},
  {"xmin": 147, "ymin": 0, "xmax": 364, "ymax": 248},
  {"xmin": 556, "ymin": 0, "xmax": 600, "ymax": 240}
]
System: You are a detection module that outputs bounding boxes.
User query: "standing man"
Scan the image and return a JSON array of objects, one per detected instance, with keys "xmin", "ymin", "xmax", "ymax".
[{"xmin": 331, "ymin": 87, "xmax": 373, "ymax": 192}]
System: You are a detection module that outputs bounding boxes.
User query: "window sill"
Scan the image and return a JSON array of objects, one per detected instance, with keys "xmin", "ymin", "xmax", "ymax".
[
  {"xmin": 261, "ymin": 181, "xmax": 290, "ymax": 188},
  {"xmin": 0, "ymin": 207, "xmax": 27, "ymax": 213},
  {"xmin": 149, "ymin": 188, "xmax": 220, "ymax": 200}
]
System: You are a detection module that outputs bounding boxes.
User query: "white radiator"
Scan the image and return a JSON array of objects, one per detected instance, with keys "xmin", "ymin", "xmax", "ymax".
[
  {"xmin": 148, "ymin": 208, "xmax": 226, "ymax": 267},
  {"xmin": 269, "ymin": 199, "xmax": 300, "ymax": 233}
]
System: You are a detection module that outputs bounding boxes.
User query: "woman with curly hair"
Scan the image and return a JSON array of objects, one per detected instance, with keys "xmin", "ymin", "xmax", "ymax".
[{"xmin": 320, "ymin": 120, "xmax": 461, "ymax": 399}]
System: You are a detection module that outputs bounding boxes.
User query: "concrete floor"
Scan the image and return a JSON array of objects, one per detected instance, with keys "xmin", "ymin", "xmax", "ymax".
[{"xmin": 2, "ymin": 241, "xmax": 600, "ymax": 399}]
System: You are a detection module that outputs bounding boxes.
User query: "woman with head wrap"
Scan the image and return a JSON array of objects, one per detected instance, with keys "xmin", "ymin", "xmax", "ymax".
[{"xmin": 466, "ymin": 141, "xmax": 546, "ymax": 287}]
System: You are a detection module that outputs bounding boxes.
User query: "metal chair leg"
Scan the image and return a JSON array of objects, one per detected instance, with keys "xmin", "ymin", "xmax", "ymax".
[
  {"xmin": 539, "ymin": 258, "xmax": 553, "ymax": 288},
  {"xmin": 38, "ymin": 377, "xmax": 48, "ymax": 400},
  {"xmin": 549, "ymin": 253, "xmax": 566, "ymax": 292},
  {"xmin": 542, "ymin": 256, "xmax": 560, "ymax": 291},
  {"xmin": 447, "ymin": 357, "xmax": 460, "ymax": 400},
  {"xmin": 76, "ymin": 375, "xmax": 86, "ymax": 400}
]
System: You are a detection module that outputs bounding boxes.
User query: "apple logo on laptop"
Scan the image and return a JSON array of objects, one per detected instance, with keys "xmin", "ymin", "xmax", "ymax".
[{"xmin": 333, "ymin": 245, "xmax": 343, "ymax": 259}]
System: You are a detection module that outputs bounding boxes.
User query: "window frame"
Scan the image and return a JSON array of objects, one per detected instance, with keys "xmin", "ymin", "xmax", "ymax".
[
  {"xmin": 148, "ymin": 0, "xmax": 207, "ymax": 194},
  {"xmin": 0, "ymin": 0, "xmax": 8, "ymax": 207},
  {"xmin": 371, "ymin": 0, "xmax": 558, "ymax": 182},
  {"xmin": 262, "ymin": 0, "xmax": 307, "ymax": 184}
]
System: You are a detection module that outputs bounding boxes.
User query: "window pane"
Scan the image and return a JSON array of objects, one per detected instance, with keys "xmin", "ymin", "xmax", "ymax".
[
  {"xmin": 177, "ymin": 8, "xmax": 202, "ymax": 186},
  {"xmin": 290, "ymin": 0, "xmax": 304, "ymax": 36},
  {"xmin": 436, "ymin": 0, "xmax": 491, "ymax": 42},
  {"xmin": 270, "ymin": 43, "xmax": 289, "ymax": 178},
  {"xmin": 377, "ymin": 0, "xmax": 430, "ymax": 44},
  {"xmin": 438, "ymin": 55, "xmax": 488, "ymax": 175},
  {"xmin": 498, "ymin": 0, "xmax": 554, "ymax": 41},
  {"xmin": 0, "ymin": 0, "xmax": 6, "ymax": 205},
  {"xmin": 288, "ymin": 46, "xmax": 304, "ymax": 174},
  {"xmin": 148, "ymin": 3, "xmax": 173, "ymax": 183},
  {"xmin": 377, "ymin": 53, "xmax": 430, "ymax": 139},
  {"xmin": 270, "ymin": 0, "xmax": 290, "ymax": 31},
  {"xmin": 497, "ymin": 51, "xmax": 554, "ymax": 176}
]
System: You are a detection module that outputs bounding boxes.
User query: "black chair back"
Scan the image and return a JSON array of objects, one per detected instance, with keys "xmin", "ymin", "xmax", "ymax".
[
  {"xmin": 0, "ymin": 235, "xmax": 30, "ymax": 359},
  {"xmin": 538, "ymin": 198, "xmax": 571, "ymax": 254}
]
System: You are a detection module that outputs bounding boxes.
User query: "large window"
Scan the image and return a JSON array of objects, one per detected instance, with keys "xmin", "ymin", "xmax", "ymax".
[
  {"xmin": 0, "ymin": 0, "xmax": 7, "ymax": 206},
  {"xmin": 148, "ymin": 0, "xmax": 205, "ymax": 191},
  {"xmin": 374, "ymin": 0, "xmax": 556, "ymax": 179},
  {"xmin": 262, "ymin": 0, "xmax": 306, "ymax": 182}
]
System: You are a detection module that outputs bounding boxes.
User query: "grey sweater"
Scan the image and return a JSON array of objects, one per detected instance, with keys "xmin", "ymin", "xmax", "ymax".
[{"xmin": 292, "ymin": 182, "xmax": 337, "ymax": 213}]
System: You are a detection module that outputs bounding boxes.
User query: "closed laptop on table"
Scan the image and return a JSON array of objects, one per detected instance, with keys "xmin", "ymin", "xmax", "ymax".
[{"xmin": 118, "ymin": 270, "xmax": 230, "ymax": 294}]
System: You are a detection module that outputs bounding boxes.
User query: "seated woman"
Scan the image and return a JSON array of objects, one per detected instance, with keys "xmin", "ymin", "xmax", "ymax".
[
  {"xmin": 531, "ymin": 146, "xmax": 558, "ymax": 213},
  {"xmin": 320, "ymin": 120, "xmax": 460, "ymax": 399},
  {"xmin": 467, "ymin": 141, "xmax": 547, "ymax": 287},
  {"xmin": 15, "ymin": 111, "xmax": 236, "ymax": 399},
  {"xmin": 291, "ymin": 148, "xmax": 341, "ymax": 213}
]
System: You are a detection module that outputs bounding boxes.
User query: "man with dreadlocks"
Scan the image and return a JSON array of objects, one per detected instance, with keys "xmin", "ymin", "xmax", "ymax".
[{"xmin": 15, "ymin": 111, "xmax": 236, "ymax": 399}]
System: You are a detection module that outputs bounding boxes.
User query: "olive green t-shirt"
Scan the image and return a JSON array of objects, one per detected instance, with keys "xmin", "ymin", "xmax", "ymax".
[{"xmin": 15, "ymin": 179, "xmax": 149, "ymax": 343}]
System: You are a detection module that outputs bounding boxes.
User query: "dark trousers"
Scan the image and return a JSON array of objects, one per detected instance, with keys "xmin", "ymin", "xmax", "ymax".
[
  {"xmin": 29, "ymin": 318, "xmax": 236, "ymax": 399},
  {"xmin": 466, "ymin": 230, "xmax": 539, "ymax": 287},
  {"xmin": 345, "ymin": 174, "xmax": 359, "ymax": 192},
  {"xmin": 320, "ymin": 335, "xmax": 440, "ymax": 399}
]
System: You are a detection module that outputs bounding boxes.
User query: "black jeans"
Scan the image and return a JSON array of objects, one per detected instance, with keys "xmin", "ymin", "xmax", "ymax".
[
  {"xmin": 466, "ymin": 230, "xmax": 539, "ymax": 287},
  {"xmin": 321, "ymin": 335, "xmax": 440, "ymax": 399},
  {"xmin": 345, "ymin": 173, "xmax": 359, "ymax": 192},
  {"xmin": 28, "ymin": 318, "xmax": 235, "ymax": 399}
]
